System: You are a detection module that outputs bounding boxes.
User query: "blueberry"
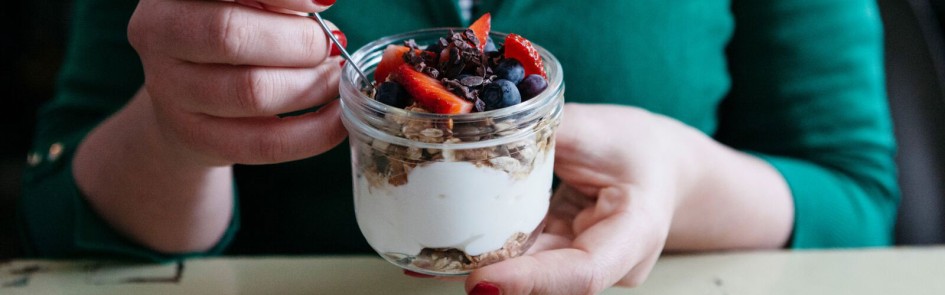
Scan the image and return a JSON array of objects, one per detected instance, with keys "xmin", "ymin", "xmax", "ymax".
[
  {"xmin": 484, "ymin": 37, "xmax": 498, "ymax": 53},
  {"xmin": 517, "ymin": 74, "xmax": 548, "ymax": 101},
  {"xmin": 481, "ymin": 79, "xmax": 522, "ymax": 110},
  {"xmin": 375, "ymin": 81, "xmax": 409, "ymax": 108},
  {"xmin": 494, "ymin": 59, "xmax": 525, "ymax": 84}
]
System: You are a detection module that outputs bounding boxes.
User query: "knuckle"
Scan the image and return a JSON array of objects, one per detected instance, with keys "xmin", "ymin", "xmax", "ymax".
[
  {"xmin": 303, "ymin": 22, "xmax": 328, "ymax": 62},
  {"xmin": 211, "ymin": 7, "xmax": 247, "ymax": 61},
  {"xmin": 236, "ymin": 69, "xmax": 273, "ymax": 114},
  {"xmin": 313, "ymin": 63, "xmax": 339, "ymax": 96},
  {"xmin": 127, "ymin": 16, "xmax": 146, "ymax": 52},
  {"xmin": 127, "ymin": 4, "xmax": 156, "ymax": 54}
]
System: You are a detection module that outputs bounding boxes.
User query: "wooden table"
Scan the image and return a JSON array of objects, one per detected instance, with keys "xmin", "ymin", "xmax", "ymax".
[{"xmin": 3, "ymin": 247, "xmax": 944, "ymax": 294}]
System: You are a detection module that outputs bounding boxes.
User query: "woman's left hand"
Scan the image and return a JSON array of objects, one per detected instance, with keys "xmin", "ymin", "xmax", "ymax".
[
  {"xmin": 464, "ymin": 103, "xmax": 704, "ymax": 295},
  {"xmin": 403, "ymin": 102, "xmax": 793, "ymax": 294}
]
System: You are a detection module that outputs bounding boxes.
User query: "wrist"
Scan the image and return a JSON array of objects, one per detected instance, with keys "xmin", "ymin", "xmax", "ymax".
[
  {"xmin": 74, "ymin": 88, "xmax": 232, "ymax": 196},
  {"xmin": 661, "ymin": 117, "xmax": 712, "ymax": 212},
  {"xmin": 74, "ymin": 88, "xmax": 235, "ymax": 253}
]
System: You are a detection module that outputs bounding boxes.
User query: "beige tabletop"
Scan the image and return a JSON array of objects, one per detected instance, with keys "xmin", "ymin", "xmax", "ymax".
[{"xmin": 2, "ymin": 246, "xmax": 944, "ymax": 294}]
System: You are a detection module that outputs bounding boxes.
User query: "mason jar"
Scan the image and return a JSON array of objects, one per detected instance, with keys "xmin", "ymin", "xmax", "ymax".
[{"xmin": 339, "ymin": 28, "xmax": 564, "ymax": 276}]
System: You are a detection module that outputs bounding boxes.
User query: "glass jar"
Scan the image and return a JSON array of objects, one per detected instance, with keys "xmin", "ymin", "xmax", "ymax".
[{"xmin": 339, "ymin": 28, "xmax": 564, "ymax": 276}]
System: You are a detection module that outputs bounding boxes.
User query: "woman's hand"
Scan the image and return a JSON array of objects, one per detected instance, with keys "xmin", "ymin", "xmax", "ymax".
[
  {"xmin": 74, "ymin": 0, "xmax": 347, "ymax": 253},
  {"xmin": 127, "ymin": 0, "xmax": 346, "ymax": 165},
  {"xmin": 462, "ymin": 103, "xmax": 793, "ymax": 294},
  {"xmin": 462, "ymin": 104, "xmax": 692, "ymax": 295}
]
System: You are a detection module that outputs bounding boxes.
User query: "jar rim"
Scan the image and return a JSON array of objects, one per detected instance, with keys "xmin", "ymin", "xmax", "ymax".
[{"xmin": 340, "ymin": 28, "xmax": 564, "ymax": 150}]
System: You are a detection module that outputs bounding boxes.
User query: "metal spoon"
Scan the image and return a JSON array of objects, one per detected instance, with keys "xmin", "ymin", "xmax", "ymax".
[{"xmin": 308, "ymin": 12, "xmax": 373, "ymax": 91}]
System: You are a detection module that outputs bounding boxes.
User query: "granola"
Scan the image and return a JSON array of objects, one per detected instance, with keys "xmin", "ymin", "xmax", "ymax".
[{"xmin": 349, "ymin": 13, "xmax": 559, "ymax": 275}]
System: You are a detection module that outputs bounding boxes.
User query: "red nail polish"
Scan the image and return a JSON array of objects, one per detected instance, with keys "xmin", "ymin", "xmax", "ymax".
[
  {"xmin": 403, "ymin": 270, "xmax": 434, "ymax": 278},
  {"xmin": 313, "ymin": 0, "xmax": 336, "ymax": 6},
  {"xmin": 469, "ymin": 281, "xmax": 500, "ymax": 295},
  {"xmin": 330, "ymin": 30, "xmax": 347, "ymax": 56},
  {"xmin": 339, "ymin": 60, "xmax": 346, "ymax": 67}
]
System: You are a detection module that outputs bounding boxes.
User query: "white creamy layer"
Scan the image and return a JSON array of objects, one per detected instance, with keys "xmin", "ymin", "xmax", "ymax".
[{"xmin": 355, "ymin": 150, "xmax": 554, "ymax": 257}]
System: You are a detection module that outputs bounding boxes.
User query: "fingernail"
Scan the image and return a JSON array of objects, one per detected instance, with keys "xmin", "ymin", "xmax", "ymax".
[
  {"xmin": 323, "ymin": 21, "xmax": 346, "ymax": 57},
  {"xmin": 339, "ymin": 59, "xmax": 346, "ymax": 67},
  {"xmin": 469, "ymin": 281, "xmax": 501, "ymax": 295},
  {"xmin": 313, "ymin": 0, "xmax": 336, "ymax": 6},
  {"xmin": 403, "ymin": 270, "xmax": 434, "ymax": 278},
  {"xmin": 330, "ymin": 30, "xmax": 347, "ymax": 56}
]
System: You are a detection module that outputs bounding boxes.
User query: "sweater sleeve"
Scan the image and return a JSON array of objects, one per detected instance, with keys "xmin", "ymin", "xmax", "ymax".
[
  {"xmin": 19, "ymin": 0, "xmax": 239, "ymax": 261},
  {"xmin": 716, "ymin": 0, "xmax": 899, "ymax": 247}
]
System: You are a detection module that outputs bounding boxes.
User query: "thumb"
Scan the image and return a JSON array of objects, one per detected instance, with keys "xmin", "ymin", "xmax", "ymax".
[
  {"xmin": 465, "ymin": 185, "xmax": 657, "ymax": 295},
  {"xmin": 465, "ymin": 248, "xmax": 606, "ymax": 295}
]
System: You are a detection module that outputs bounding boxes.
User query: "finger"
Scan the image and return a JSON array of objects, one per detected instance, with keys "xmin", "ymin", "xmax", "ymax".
[
  {"xmin": 141, "ymin": 1, "xmax": 331, "ymax": 66},
  {"xmin": 572, "ymin": 186, "xmax": 624, "ymax": 235},
  {"xmin": 525, "ymin": 233, "xmax": 571, "ymax": 254},
  {"xmin": 467, "ymin": 249, "xmax": 603, "ymax": 295},
  {"xmin": 543, "ymin": 215, "xmax": 573, "ymax": 238},
  {"xmin": 467, "ymin": 185, "xmax": 663, "ymax": 295},
  {"xmin": 152, "ymin": 57, "xmax": 342, "ymax": 117},
  {"xmin": 616, "ymin": 248, "xmax": 660, "ymax": 288},
  {"xmin": 548, "ymin": 184, "xmax": 595, "ymax": 221},
  {"xmin": 252, "ymin": 0, "xmax": 335, "ymax": 13},
  {"xmin": 544, "ymin": 185, "xmax": 591, "ymax": 238},
  {"xmin": 171, "ymin": 99, "xmax": 347, "ymax": 164}
]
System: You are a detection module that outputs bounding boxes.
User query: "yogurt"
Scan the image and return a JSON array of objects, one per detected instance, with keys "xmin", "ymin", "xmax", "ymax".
[{"xmin": 354, "ymin": 149, "xmax": 554, "ymax": 257}]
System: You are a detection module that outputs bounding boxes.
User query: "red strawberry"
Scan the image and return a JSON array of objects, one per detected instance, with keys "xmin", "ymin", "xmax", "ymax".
[
  {"xmin": 469, "ymin": 13, "xmax": 491, "ymax": 52},
  {"xmin": 392, "ymin": 64, "xmax": 473, "ymax": 114},
  {"xmin": 503, "ymin": 34, "xmax": 547, "ymax": 79},
  {"xmin": 375, "ymin": 45, "xmax": 412, "ymax": 84}
]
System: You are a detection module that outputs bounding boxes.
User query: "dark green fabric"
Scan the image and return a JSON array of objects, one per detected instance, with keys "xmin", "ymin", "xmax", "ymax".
[
  {"xmin": 719, "ymin": 0, "xmax": 897, "ymax": 247},
  {"xmin": 20, "ymin": 0, "xmax": 897, "ymax": 261}
]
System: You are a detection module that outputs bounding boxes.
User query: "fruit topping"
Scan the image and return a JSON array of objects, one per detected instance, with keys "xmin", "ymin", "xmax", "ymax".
[
  {"xmin": 369, "ymin": 13, "xmax": 551, "ymax": 114},
  {"xmin": 503, "ymin": 34, "xmax": 547, "ymax": 79},
  {"xmin": 375, "ymin": 45, "xmax": 412, "ymax": 84},
  {"xmin": 392, "ymin": 64, "xmax": 473, "ymax": 114},
  {"xmin": 375, "ymin": 81, "xmax": 411, "ymax": 108},
  {"xmin": 468, "ymin": 13, "xmax": 492, "ymax": 52},
  {"xmin": 481, "ymin": 79, "xmax": 521, "ymax": 110},
  {"xmin": 483, "ymin": 37, "xmax": 498, "ymax": 53},
  {"xmin": 494, "ymin": 59, "xmax": 525, "ymax": 84},
  {"xmin": 518, "ymin": 74, "xmax": 548, "ymax": 101}
]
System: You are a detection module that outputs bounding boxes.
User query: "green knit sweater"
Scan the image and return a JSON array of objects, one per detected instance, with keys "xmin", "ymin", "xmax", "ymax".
[{"xmin": 20, "ymin": 0, "xmax": 897, "ymax": 260}]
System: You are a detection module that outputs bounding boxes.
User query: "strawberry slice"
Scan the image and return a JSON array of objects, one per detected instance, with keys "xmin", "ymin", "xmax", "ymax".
[
  {"xmin": 392, "ymin": 64, "xmax": 473, "ymax": 114},
  {"xmin": 503, "ymin": 34, "xmax": 547, "ymax": 79},
  {"xmin": 374, "ymin": 45, "xmax": 412, "ymax": 84},
  {"xmin": 468, "ymin": 13, "xmax": 491, "ymax": 52}
]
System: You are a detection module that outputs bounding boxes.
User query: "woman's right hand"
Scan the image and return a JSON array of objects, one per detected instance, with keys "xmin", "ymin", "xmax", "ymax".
[
  {"xmin": 128, "ymin": 0, "xmax": 347, "ymax": 166},
  {"xmin": 72, "ymin": 0, "xmax": 346, "ymax": 253}
]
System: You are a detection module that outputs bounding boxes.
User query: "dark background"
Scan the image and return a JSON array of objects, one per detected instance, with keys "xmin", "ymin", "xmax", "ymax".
[
  {"xmin": 1, "ymin": 1, "xmax": 943, "ymax": 259},
  {"xmin": 1, "ymin": 1, "xmax": 74, "ymax": 258}
]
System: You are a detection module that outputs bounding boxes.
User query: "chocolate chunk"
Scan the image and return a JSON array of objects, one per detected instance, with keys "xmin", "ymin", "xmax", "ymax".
[
  {"xmin": 460, "ymin": 75, "xmax": 484, "ymax": 87},
  {"xmin": 474, "ymin": 98, "xmax": 487, "ymax": 112},
  {"xmin": 422, "ymin": 67, "xmax": 440, "ymax": 79},
  {"xmin": 463, "ymin": 29, "xmax": 480, "ymax": 49},
  {"xmin": 443, "ymin": 78, "xmax": 474, "ymax": 100}
]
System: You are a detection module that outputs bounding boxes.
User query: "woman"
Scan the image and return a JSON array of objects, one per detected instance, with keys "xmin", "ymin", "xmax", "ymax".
[{"xmin": 20, "ymin": 0, "xmax": 897, "ymax": 294}]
